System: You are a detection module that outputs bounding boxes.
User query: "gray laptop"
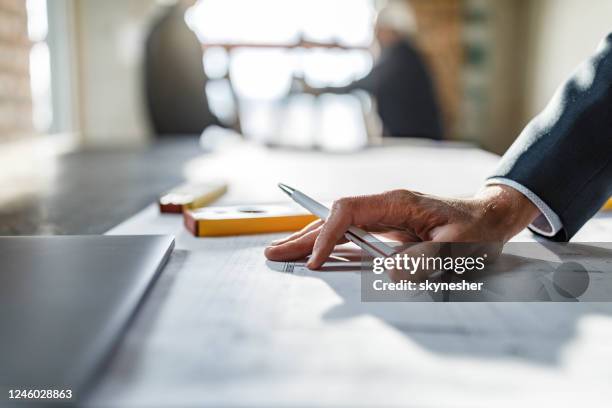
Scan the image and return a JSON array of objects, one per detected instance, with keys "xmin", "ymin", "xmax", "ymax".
[{"xmin": 0, "ymin": 235, "xmax": 174, "ymax": 404}]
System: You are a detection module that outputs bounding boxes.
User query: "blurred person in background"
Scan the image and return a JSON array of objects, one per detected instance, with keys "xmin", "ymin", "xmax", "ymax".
[
  {"xmin": 299, "ymin": 1, "xmax": 443, "ymax": 140},
  {"xmin": 145, "ymin": 0, "xmax": 237, "ymax": 137}
]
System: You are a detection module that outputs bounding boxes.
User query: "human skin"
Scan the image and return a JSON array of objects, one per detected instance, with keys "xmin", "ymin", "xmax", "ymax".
[
  {"xmin": 264, "ymin": 184, "xmax": 540, "ymax": 270},
  {"xmin": 374, "ymin": 26, "xmax": 402, "ymax": 48}
]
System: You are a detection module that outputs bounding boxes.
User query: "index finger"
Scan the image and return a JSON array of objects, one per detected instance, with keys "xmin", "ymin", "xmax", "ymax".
[{"xmin": 307, "ymin": 194, "xmax": 392, "ymax": 269}]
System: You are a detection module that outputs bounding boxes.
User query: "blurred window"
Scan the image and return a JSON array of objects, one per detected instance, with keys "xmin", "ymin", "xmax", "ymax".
[
  {"xmin": 185, "ymin": 0, "xmax": 375, "ymax": 149},
  {"xmin": 186, "ymin": 0, "xmax": 374, "ymax": 99},
  {"xmin": 26, "ymin": 0, "xmax": 52, "ymax": 133}
]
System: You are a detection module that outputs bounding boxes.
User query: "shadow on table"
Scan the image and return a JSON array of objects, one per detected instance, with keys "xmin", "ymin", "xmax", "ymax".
[{"xmin": 273, "ymin": 242, "xmax": 612, "ymax": 365}]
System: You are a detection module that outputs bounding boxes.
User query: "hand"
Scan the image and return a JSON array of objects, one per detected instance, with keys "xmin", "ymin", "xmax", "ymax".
[{"xmin": 264, "ymin": 185, "xmax": 540, "ymax": 270}]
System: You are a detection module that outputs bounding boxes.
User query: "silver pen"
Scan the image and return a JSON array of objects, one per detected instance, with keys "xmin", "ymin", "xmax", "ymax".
[{"xmin": 278, "ymin": 183, "xmax": 396, "ymax": 258}]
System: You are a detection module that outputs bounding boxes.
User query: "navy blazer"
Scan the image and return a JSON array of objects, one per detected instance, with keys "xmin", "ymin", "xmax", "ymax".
[{"xmin": 490, "ymin": 33, "xmax": 612, "ymax": 241}]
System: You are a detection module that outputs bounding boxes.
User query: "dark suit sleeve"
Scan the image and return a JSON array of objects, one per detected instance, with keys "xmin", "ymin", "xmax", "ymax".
[{"xmin": 488, "ymin": 33, "xmax": 612, "ymax": 241}]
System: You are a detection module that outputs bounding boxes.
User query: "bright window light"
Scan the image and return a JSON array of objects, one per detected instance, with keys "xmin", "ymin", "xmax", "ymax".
[
  {"xmin": 187, "ymin": 0, "xmax": 375, "ymax": 99},
  {"xmin": 26, "ymin": 0, "xmax": 52, "ymax": 133}
]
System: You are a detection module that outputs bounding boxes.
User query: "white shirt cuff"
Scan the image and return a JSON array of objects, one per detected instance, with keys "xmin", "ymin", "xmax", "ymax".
[{"xmin": 486, "ymin": 177, "xmax": 563, "ymax": 237}]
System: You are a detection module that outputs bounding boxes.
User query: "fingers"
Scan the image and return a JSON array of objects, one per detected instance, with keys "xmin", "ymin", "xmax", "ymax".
[
  {"xmin": 307, "ymin": 194, "xmax": 392, "ymax": 269},
  {"xmin": 378, "ymin": 230, "xmax": 421, "ymax": 243},
  {"xmin": 307, "ymin": 209, "xmax": 351, "ymax": 269},
  {"xmin": 264, "ymin": 227, "xmax": 322, "ymax": 261},
  {"xmin": 266, "ymin": 190, "xmax": 418, "ymax": 268},
  {"xmin": 269, "ymin": 219, "xmax": 324, "ymax": 246}
]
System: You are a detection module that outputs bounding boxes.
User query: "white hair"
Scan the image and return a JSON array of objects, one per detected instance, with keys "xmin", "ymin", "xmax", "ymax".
[{"xmin": 375, "ymin": 1, "xmax": 418, "ymax": 38}]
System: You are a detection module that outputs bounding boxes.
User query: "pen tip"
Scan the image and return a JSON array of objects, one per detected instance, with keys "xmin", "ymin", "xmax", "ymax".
[{"xmin": 278, "ymin": 183, "xmax": 294, "ymax": 195}]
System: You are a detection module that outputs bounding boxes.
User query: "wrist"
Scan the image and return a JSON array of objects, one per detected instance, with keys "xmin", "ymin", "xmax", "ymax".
[{"xmin": 473, "ymin": 184, "xmax": 540, "ymax": 242}]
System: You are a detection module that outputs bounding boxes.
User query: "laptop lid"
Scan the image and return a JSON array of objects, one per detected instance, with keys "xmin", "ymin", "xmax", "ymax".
[{"xmin": 0, "ymin": 235, "xmax": 174, "ymax": 403}]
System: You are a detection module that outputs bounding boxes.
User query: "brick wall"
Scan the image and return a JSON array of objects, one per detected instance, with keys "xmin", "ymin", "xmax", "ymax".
[
  {"xmin": 0, "ymin": 0, "xmax": 32, "ymax": 140},
  {"xmin": 409, "ymin": 0, "xmax": 462, "ymax": 138}
]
